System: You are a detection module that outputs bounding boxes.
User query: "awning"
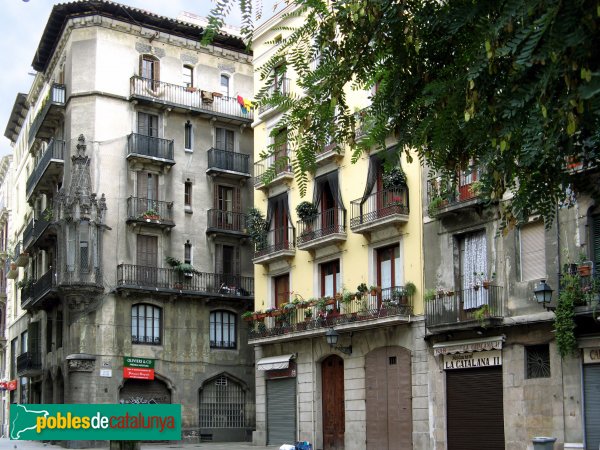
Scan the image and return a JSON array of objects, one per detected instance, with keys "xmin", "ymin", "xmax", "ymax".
[
  {"xmin": 256, "ymin": 354, "xmax": 295, "ymax": 371},
  {"xmin": 433, "ymin": 336, "xmax": 505, "ymax": 356}
]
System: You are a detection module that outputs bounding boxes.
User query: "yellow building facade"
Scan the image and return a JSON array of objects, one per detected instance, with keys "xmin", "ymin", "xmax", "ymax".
[{"xmin": 250, "ymin": 5, "xmax": 430, "ymax": 450}]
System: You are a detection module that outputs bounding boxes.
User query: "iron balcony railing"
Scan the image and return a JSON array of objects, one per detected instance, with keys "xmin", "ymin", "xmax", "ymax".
[
  {"xmin": 127, "ymin": 133, "xmax": 174, "ymax": 162},
  {"xmin": 425, "ymin": 285, "xmax": 504, "ymax": 328},
  {"xmin": 297, "ymin": 207, "xmax": 346, "ymax": 245},
  {"xmin": 253, "ymin": 149, "xmax": 293, "ymax": 186},
  {"xmin": 21, "ymin": 269, "xmax": 57, "ymax": 309},
  {"xmin": 126, "ymin": 197, "xmax": 174, "ymax": 223},
  {"xmin": 17, "ymin": 352, "xmax": 43, "ymax": 375},
  {"xmin": 207, "ymin": 209, "xmax": 247, "ymax": 234},
  {"xmin": 28, "ymin": 83, "xmax": 66, "ymax": 143},
  {"xmin": 427, "ymin": 167, "xmax": 482, "ymax": 211},
  {"xmin": 350, "ymin": 187, "xmax": 409, "ymax": 228},
  {"xmin": 26, "ymin": 139, "xmax": 65, "ymax": 198},
  {"xmin": 207, "ymin": 148, "xmax": 250, "ymax": 175},
  {"xmin": 558, "ymin": 267, "xmax": 600, "ymax": 307},
  {"xmin": 130, "ymin": 76, "xmax": 253, "ymax": 121},
  {"xmin": 117, "ymin": 264, "xmax": 254, "ymax": 297},
  {"xmin": 24, "ymin": 216, "xmax": 52, "ymax": 250},
  {"xmin": 254, "ymin": 226, "xmax": 295, "ymax": 258},
  {"xmin": 249, "ymin": 286, "xmax": 413, "ymax": 340},
  {"xmin": 258, "ymin": 78, "xmax": 291, "ymax": 114}
]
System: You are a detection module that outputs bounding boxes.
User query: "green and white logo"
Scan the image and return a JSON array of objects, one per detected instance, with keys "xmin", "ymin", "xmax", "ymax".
[{"xmin": 10, "ymin": 404, "xmax": 181, "ymax": 440}]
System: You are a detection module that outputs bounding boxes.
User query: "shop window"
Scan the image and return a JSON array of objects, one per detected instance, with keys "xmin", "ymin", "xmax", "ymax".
[{"xmin": 526, "ymin": 344, "xmax": 550, "ymax": 379}]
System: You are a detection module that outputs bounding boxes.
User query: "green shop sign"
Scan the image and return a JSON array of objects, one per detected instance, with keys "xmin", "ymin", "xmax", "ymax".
[
  {"xmin": 10, "ymin": 404, "xmax": 181, "ymax": 440},
  {"xmin": 124, "ymin": 356, "xmax": 155, "ymax": 369}
]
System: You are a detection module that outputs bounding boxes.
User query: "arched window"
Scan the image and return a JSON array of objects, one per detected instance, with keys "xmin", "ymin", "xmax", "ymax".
[
  {"xmin": 132, "ymin": 304, "xmax": 162, "ymax": 344},
  {"xmin": 210, "ymin": 310, "xmax": 236, "ymax": 349},
  {"xmin": 220, "ymin": 74, "xmax": 230, "ymax": 97},
  {"xmin": 199, "ymin": 374, "xmax": 246, "ymax": 428}
]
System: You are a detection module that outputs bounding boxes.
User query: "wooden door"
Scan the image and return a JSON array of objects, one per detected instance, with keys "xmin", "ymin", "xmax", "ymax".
[
  {"xmin": 274, "ymin": 274, "xmax": 290, "ymax": 309},
  {"xmin": 322, "ymin": 355, "xmax": 345, "ymax": 450},
  {"xmin": 273, "ymin": 201, "xmax": 289, "ymax": 249},
  {"xmin": 136, "ymin": 235, "xmax": 158, "ymax": 285}
]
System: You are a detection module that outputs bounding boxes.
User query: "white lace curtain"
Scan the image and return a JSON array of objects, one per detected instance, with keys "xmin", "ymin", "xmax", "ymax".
[{"xmin": 462, "ymin": 231, "xmax": 487, "ymax": 308}]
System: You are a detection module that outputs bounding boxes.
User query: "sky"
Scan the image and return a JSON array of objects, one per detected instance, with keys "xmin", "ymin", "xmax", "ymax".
[{"xmin": 0, "ymin": 0, "xmax": 279, "ymax": 157}]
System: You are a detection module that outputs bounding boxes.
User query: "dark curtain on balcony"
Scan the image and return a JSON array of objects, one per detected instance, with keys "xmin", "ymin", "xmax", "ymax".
[
  {"xmin": 313, "ymin": 170, "xmax": 345, "ymax": 210},
  {"xmin": 265, "ymin": 192, "xmax": 292, "ymax": 228},
  {"xmin": 360, "ymin": 146, "xmax": 402, "ymax": 204}
]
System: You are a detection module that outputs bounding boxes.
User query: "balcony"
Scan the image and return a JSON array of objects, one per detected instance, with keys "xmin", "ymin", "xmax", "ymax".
[
  {"xmin": 425, "ymin": 285, "xmax": 505, "ymax": 333},
  {"xmin": 257, "ymin": 78, "xmax": 291, "ymax": 118},
  {"xmin": 23, "ymin": 215, "xmax": 55, "ymax": 252},
  {"xmin": 350, "ymin": 187, "xmax": 409, "ymax": 234},
  {"xmin": 253, "ymin": 152, "xmax": 294, "ymax": 190},
  {"xmin": 249, "ymin": 286, "xmax": 413, "ymax": 342},
  {"xmin": 26, "ymin": 139, "xmax": 65, "ymax": 200},
  {"xmin": 116, "ymin": 264, "xmax": 253, "ymax": 299},
  {"xmin": 130, "ymin": 76, "xmax": 253, "ymax": 124},
  {"xmin": 21, "ymin": 270, "xmax": 59, "ymax": 311},
  {"xmin": 427, "ymin": 170, "xmax": 482, "ymax": 218},
  {"xmin": 315, "ymin": 142, "xmax": 344, "ymax": 166},
  {"xmin": 14, "ymin": 241, "xmax": 29, "ymax": 267},
  {"xmin": 206, "ymin": 148, "xmax": 250, "ymax": 179},
  {"xmin": 28, "ymin": 83, "xmax": 66, "ymax": 143},
  {"xmin": 253, "ymin": 227, "xmax": 296, "ymax": 265},
  {"xmin": 206, "ymin": 210, "xmax": 247, "ymax": 237},
  {"xmin": 297, "ymin": 207, "xmax": 346, "ymax": 251},
  {"xmin": 16, "ymin": 352, "xmax": 43, "ymax": 377},
  {"xmin": 126, "ymin": 197, "xmax": 175, "ymax": 229},
  {"xmin": 126, "ymin": 133, "xmax": 175, "ymax": 168}
]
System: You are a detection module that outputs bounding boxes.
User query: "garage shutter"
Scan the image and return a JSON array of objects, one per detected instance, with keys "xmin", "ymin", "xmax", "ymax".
[
  {"xmin": 267, "ymin": 378, "xmax": 296, "ymax": 445},
  {"xmin": 584, "ymin": 364, "xmax": 600, "ymax": 450},
  {"xmin": 446, "ymin": 367, "xmax": 504, "ymax": 450}
]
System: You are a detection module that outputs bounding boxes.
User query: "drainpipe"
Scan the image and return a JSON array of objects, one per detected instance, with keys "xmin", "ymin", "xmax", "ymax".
[{"xmin": 311, "ymin": 337, "xmax": 316, "ymax": 447}]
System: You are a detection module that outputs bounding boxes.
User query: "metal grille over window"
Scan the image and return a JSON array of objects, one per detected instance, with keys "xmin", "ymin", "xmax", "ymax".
[
  {"xmin": 526, "ymin": 344, "xmax": 551, "ymax": 379},
  {"xmin": 199, "ymin": 375, "xmax": 245, "ymax": 428}
]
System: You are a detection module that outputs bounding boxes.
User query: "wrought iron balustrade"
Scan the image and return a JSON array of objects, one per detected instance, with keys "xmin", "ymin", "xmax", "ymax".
[
  {"xmin": 207, "ymin": 148, "xmax": 250, "ymax": 175},
  {"xmin": 127, "ymin": 133, "xmax": 174, "ymax": 161},
  {"xmin": 350, "ymin": 187, "xmax": 409, "ymax": 228},
  {"xmin": 207, "ymin": 209, "xmax": 247, "ymax": 234},
  {"xmin": 26, "ymin": 139, "xmax": 65, "ymax": 197},
  {"xmin": 297, "ymin": 207, "xmax": 346, "ymax": 245}
]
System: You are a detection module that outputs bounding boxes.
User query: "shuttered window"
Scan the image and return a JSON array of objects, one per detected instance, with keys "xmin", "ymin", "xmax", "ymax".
[
  {"xmin": 592, "ymin": 215, "xmax": 600, "ymax": 270},
  {"xmin": 215, "ymin": 128, "xmax": 234, "ymax": 152},
  {"xmin": 520, "ymin": 222, "xmax": 546, "ymax": 281},
  {"xmin": 140, "ymin": 55, "xmax": 160, "ymax": 82}
]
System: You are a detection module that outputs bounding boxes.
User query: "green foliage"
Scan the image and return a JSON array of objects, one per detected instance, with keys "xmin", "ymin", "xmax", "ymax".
[
  {"xmin": 382, "ymin": 167, "xmax": 407, "ymax": 189},
  {"xmin": 554, "ymin": 272, "xmax": 580, "ymax": 357},
  {"xmin": 296, "ymin": 201, "xmax": 318, "ymax": 221},
  {"xmin": 204, "ymin": 0, "xmax": 600, "ymax": 227},
  {"xmin": 424, "ymin": 289, "xmax": 437, "ymax": 302},
  {"xmin": 246, "ymin": 207, "xmax": 267, "ymax": 249},
  {"xmin": 164, "ymin": 256, "xmax": 198, "ymax": 275},
  {"xmin": 404, "ymin": 281, "xmax": 417, "ymax": 297},
  {"xmin": 473, "ymin": 304, "xmax": 490, "ymax": 327}
]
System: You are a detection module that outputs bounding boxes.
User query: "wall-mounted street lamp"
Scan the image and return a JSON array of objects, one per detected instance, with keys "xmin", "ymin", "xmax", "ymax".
[
  {"xmin": 534, "ymin": 279, "xmax": 554, "ymax": 311},
  {"xmin": 325, "ymin": 328, "xmax": 352, "ymax": 355}
]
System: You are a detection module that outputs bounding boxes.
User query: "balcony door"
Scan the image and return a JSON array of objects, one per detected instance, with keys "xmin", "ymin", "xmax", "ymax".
[
  {"xmin": 140, "ymin": 54, "xmax": 160, "ymax": 88},
  {"xmin": 377, "ymin": 245, "xmax": 401, "ymax": 306},
  {"xmin": 274, "ymin": 128, "xmax": 288, "ymax": 175},
  {"xmin": 215, "ymin": 185, "xmax": 240, "ymax": 230},
  {"xmin": 137, "ymin": 171, "xmax": 159, "ymax": 214},
  {"xmin": 137, "ymin": 112, "xmax": 159, "ymax": 155},
  {"xmin": 459, "ymin": 231, "xmax": 487, "ymax": 309},
  {"xmin": 216, "ymin": 244, "xmax": 240, "ymax": 287},
  {"xmin": 459, "ymin": 165, "xmax": 479, "ymax": 201},
  {"xmin": 273, "ymin": 200, "xmax": 289, "ymax": 249},
  {"xmin": 274, "ymin": 274, "xmax": 290, "ymax": 309},
  {"xmin": 321, "ymin": 260, "xmax": 341, "ymax": 298},
  {"xmin": 320, "ymin": 179, "xmax": 337, "ymax": 235},
  {"xmin": 136, "ymin": 235, "xmax": 158, "ymax": 286}
]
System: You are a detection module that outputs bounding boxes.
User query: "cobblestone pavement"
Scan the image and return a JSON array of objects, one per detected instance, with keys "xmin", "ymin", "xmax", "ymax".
[{"xmin": 1, "ymin": 438, "xmax": 281, "ymax": 450}]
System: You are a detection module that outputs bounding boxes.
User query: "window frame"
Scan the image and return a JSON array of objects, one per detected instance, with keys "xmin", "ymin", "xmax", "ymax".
[
  {"xmin": 220, "ymin": 74, "xmax": 230, "ymax": 97},
  {"xmin": 131, "ymin": 303, "xmax": 162, "ymax": 345},
  {"xmin": 519, "ymin": 221, "xmax": 546, "ymax": 282},
  {"xmin": 210, "ymin": 310, "xmax": 237, "ymax": 349},
  {"xmin": 183, "ymin": 65, "xmax": 194, "ymax": 88},
  {"xmin": 184, "ymin": 120, "xmax": 193, "ymax": 151},
  {"xmin": 320, "ymin": 259, "xmax": 341, "ymax": 298},
  {"xmin": 184, "ymin": 181, "xmax": 193, "ymax": 210}
]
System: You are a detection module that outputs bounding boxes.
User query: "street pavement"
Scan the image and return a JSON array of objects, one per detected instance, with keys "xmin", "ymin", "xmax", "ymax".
[{"xmin": 0, "ymin": 439, "xmax": 281, "ymax": 450}]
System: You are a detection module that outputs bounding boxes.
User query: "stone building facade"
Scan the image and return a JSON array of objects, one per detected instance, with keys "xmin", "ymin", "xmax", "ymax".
[{"xmin": 3, "ymin": 1, "xmax": 256, "ymax": 444}]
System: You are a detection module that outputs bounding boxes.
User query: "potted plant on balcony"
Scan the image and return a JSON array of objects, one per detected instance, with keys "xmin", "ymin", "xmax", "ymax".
[
  {"xmin": 356, "ymin": 283, "xmax": 368, "ymax": 298},
  {"xmin": 369, "ymin": 285, "xmax": 381, "ymax": 296},
  {"xmin": 469, "ymin": 180, "xmax": 484, "ymax": 196},
  {"xmin": 473, "ymin": 304, "xmax": 491, "ymax": 327},
  {"xmin": 424, "ymin": 289, "xmax": 436, "ymax": 302},
  {"xmin": 428, "ymin": 196, "xmax": 445, "ymax": 217},
  {"xmin": 382, "ymin": 167, "xmax": 407, "ymax": 189},
  {"xmin": 296, "ymin": 201, "xmax": 318, "ymax": 241},
  {"xmin": 141, "ymin": 208, "xmax": 160, "ymax": 220},
  {"xmin": 241, "ymin": 311, "xmax": 254, "ymax": 322},
  {"xmin": 165, "ymin": 256, "xmax": 197, "ymax": 289},
  {"xmin": 577, "ymin": 252, "xmax": 592, "ymax": 277},
  {"xmin": 247, "ymin": 208, "xmax": 268, "ymax": 252},
  {"xmin": 304, "ymin": 309, "xmax": 313, "ymax": 321},
  {"xmin": 482, "ymin": 272, "xmax": 496, "ymax": 289}
]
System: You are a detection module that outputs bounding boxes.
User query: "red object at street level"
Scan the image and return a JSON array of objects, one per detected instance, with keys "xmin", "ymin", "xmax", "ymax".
[{"xmin": 123, "ymin": 367, "xmax": 155, "ymax": 380}]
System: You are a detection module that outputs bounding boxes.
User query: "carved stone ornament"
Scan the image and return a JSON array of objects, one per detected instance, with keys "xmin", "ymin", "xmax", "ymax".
[{"xmin": 67, "ymin": 359, "xmax": 95, "ymax": 372}]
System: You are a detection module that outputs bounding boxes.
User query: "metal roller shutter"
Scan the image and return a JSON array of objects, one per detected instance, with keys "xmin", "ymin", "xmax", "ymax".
[
  {"xmin": 446, "ymin": 366, "xmax": 504, "ymax": 450},
  {"xmin": 584, "ymin": 364, "xmax": 600, "ymax": 450},
  {"xmin": 267, "ymin": 378, "xmax": 296, "ymax": 445}
]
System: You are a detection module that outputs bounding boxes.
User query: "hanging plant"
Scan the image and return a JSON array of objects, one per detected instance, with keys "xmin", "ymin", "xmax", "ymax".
[
  {"xmin": 296, "ymin": 201, "xmax": 319, "ymax": 221},
  {"xmin": 554, "ymin": 272, "xmax": 579, "ymax": 357},
  {"xmin": 382, "ymin": 167, "xmax": 407, "ymax": 189}
]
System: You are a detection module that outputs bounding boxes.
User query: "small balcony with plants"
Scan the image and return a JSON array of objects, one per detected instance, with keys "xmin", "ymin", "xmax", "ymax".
[
  {"xmin": 247, "ymin": 283, "xmax": 416, "ymax": 343},
  {"xmin": 28, "ymin": 83, "xmax": 66, "ymax": 143},
  {"xmin": 116, "ymin": 257, "xmax": 254, "ymax": 299},
  {"xmin": 126, "ymin": 197, "xmax": 174, "ymax": 229},
  {"xmin": 130, "ymin": 76, "xmax": 253, "ymax": 124},
  {"xmin": 296, "ymin": 201, "xmax": 346, "ymax": 251},
  {"xmin": 26, "ymin": 139, "xmax": 65, "ymax": 201},
  {"xmin": 427, "ymin": 168, "xmax": 483, "ymax": 218},
  {"xmin": 126, "ymin": 133, "xmax": 175, "ymax": 168},
  {"xmin": 206, "ymin": 209, "xmax": 248, "ymax": 237},
  {"xmin": 253, "ymin": 150, "xmax": 294, "ymax": 190},
  {"xmin": 206, "ymin": 148, "xmax": 251, "ymax": 179},
  {"xmin": 252, "ymin": 226, "xmax": 296, "ymax": 265},
  {"xmin": 425, "ymin": 276, "xmax": 504, "ymax": 334}
]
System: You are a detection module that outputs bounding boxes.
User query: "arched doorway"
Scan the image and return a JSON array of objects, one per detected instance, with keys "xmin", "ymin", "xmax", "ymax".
[
  {"xmin": 365, "ymin": 346, "xmax": 412, "ymax": 449},
  {"xmin": 119, "ymin": 378, "xmax": 171, "ymax": 404},
  {"xmin": 322, "ymin": 355, "xmax": 345, "ymax": 450}
]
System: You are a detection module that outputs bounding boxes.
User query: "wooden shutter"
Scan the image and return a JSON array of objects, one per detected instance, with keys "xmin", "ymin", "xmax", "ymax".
[
  {"xmin": 520, "ymin": 222, "xmax": 545, "ymax": 281},
  {"xmin": 27, "ymin": 321, "xmax": 41, "ymax": 356},
  {"xmin": 216, "ymin": 128, "xmax": 225, "ymax": 150},
  {"xmin": 226, "ymin": 130, "xmax": 234, "ymax": 152},
  {"xmin": 137, "ymin": 171, "xmax": 148, "ymax": 198},
  {"xmin": 234, "ymin": 187, "xmax": 241, "ymax": 212},
  {"xmin": 215, "ymin": 244, "xmax": 223, "ymax": 274},
  {"xmin": 137, "ymin": 112, "xmax": 148, "ymax": 135},
  {"xmin": 136, "ymin": 235, "xmax": 158, "ymax": 267},
  {"xmin": 592, "ymin": 215, "xmax": 600, "ymax": 269}
]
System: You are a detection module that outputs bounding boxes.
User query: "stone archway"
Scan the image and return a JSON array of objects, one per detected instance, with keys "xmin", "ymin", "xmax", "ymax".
[{"xmin": 119, "ymin": 378, "xmax": 171, "ymax": 404}]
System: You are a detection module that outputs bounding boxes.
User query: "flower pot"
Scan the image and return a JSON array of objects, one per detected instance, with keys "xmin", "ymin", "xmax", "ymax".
[
  {"xmin": 578, "ymin": 265, "xmax": 592, "ymax": 277},
  {"xmin": 482, "ymin": 281, "xmax": 491, "ymax": 289}
]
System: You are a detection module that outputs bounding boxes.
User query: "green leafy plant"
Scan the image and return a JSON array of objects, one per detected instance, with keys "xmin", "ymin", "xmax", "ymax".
[
  {"xmin": 356, "ymin": 283, "xmax": 368, "ymax": 295},
  {"xmin": 246, "ymin": 207, "xmax": 267, "ymax": 249},
  {"xmin": 424, "ymin": 289, "xmax": 437, "ymax": 302},
  {"xmin": 296, "ymin": 201, "xmax": 319, "ymax": 221},
  {"xmin": 404, "ymin": 281, "xmax": 417, "ymax": 297},
  {"xmin": 165, "ymin": 256, "xmax": 197, "ymax": 277},
  {"xmin": 473, "ymin": 304, "xmax": 490, "ymax": 327},
  {"xmin": 382, "ymin": 167, "xmax": 407, "ymax": 189},
  {"xmin": 555, "ymin": 271, "xmax": 581, "ymax": 357},
  {"xmin": 428, "ymin": 196, "xmax": 444, "ymax": 217},
  {"xmin": 304, "ymin": 309, "xmax": 313, "ymax": 319}
]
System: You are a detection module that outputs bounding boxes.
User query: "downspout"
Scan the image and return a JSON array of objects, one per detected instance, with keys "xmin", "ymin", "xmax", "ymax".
[{"xmin": 311, "ymin": 337, "xmax": 316, "ymax": 447}]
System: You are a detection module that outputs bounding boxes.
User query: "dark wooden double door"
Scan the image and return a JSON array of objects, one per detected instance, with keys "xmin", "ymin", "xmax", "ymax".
[{"xmin": 322, "ymin": 355, "xmax": 345, "ymax": 450}]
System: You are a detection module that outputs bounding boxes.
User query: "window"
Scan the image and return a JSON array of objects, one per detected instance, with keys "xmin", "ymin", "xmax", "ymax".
[
  {"xmin": 140, "ymin": 55, "xmax": 160, "ymax": 84},
  {"xmin": 131, "ymin": 304, "xmax": 161, "ymax": 344},
  {"xmin": 80, "ymin": 220, "xmax": 89, "ymax": 272},
  {"xmin": 184, "ymin": 121, "xmax": 193, "ymax": 150},
  {"xmin": 184, "ymin": 181, "xmax": 192, "ymax": 209},
  {"xmin": 210, "ymin": 311, "xmax": 237, "ymax": 349},
  {"xmin": 321, "ymin": 260, "xmax": 340, "ymax": 298},
  {"xmin": 266, "ymin": 193, "xmax": 291, "ymax": 248},
  {"xmin": 56, "ymin": 310, "xmax": 63, "ymax": 348},
  {"xmin": 138, "ymin": 112, "xmax": 159, "ymax": 137},
  {"xmin": 220, "ymin": 74, "xmax": 230, "ymax": 97},
  {"xmin": 199, "ymin": 375, "xmax": 246, "ymax": 428},
  {"xmin": 183, "ymin": 65, "xmax": 193, "ymax": 87},
  {"xmin": 10, "ymin": 338, "xmax": 17, "ymax": 379},
  {"xmin": 458, "ymin": 231, "xmax": 487, "ymax": 308},
  {"xmin": 526, "ymin": 344, "xmax": 550, "ymax": 379},
  {"xmin": 184, "ymin": 241, "xmax": 192, "ymax": 265},
  {"xmin": 313, "ymin": 172, "xmax": 343, "ymax": 234},
  {"xmin": 20, "ymin": 331, "xmax": 28, "ymax": 355},
  {"xmin": 377, "ymin": 244, "xmax": 401, "ymax": 292},
  {"xmin": 592, "ymin": 214, "xmax": 600, "ymax": 270},
  {"xmin": 215, "ymin": 128, "xmax": 234, "ymax": 152},
  {"xmin": 216, "ymin": 244, "xmax": 241, "ymax": 289},
  {"xmin": 273, "ymin": 273, "xmax": 290, "ymax": 308},
  {"xmin": 137, "ymin": 171, "xmax": 158, "ymax": 201},
  {"xmin": 519, "ymin": 221, "xmax": 546, "ymax": 281}
]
